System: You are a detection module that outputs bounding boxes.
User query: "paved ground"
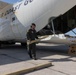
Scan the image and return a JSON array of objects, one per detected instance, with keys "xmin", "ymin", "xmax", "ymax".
[{"xmin": 0, "ymin": 43, "xmax": 76, "ymax": 75}]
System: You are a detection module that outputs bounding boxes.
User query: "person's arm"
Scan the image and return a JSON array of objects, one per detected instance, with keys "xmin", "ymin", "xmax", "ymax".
[{"xmin": 35, "ymin": 30, "xmax": 38, "ymax": 39}]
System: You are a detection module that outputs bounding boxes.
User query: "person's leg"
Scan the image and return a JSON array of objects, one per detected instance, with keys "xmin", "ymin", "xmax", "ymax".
[
  {"xmin": 27, "ymin": 44, "xmax": 32, "ymax": 58},
  {"xmin": 32, "ymin": 43, "xmax": 37, "ymax": 60}
]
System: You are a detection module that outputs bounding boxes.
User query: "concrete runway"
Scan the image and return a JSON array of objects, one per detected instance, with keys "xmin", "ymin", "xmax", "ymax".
[{"xmin": 0, "ymin": 43, "xmax": 76, "ymax": 75}]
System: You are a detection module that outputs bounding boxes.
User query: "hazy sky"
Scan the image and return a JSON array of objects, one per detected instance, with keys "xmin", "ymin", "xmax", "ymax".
[{"xmin": 2, "ymin": 0, "xmax": 18, "ymax": 4}]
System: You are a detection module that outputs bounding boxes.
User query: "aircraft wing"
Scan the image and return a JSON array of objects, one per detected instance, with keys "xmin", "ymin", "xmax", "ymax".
[{"xmin": 50, "ymin": 5, "xmax": 76, "ymax": 34}]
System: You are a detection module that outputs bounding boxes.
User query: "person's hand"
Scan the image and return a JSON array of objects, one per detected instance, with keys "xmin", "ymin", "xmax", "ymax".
[
  {"xmin": 27, "ymin": 40, "xmax": 30, "ymax": 45},
  {"xmin": 35, "ymin": 38, "xmax": 39, "ymax": 44},
  {"xmin": 36, "ymin": 41, "xmax": 39, "ymax": 44}
]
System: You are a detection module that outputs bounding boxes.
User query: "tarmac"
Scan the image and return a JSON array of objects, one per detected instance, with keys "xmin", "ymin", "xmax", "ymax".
[
  {"xmin": 0, "ymin": 43, "xmax": 76, "ymax": 75},
  {"xmin": 0, "ymin": 60, "xmax": 51, "ymax": 75}
]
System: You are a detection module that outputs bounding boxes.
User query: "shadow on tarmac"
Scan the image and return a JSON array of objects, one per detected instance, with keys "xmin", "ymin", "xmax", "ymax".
[
  {"xmin": 37, "ymin": 45, "xmax": 76, "ymax": 63},
  {"xmin": 0, "ymin": 44, "xmax": 75, "ymax": 66},
  {"xmin": 0, "ymin": 45, "xmax": 29, "ymax": 65}
]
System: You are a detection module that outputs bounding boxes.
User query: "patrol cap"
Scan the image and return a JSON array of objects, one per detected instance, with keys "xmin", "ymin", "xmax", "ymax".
[
  {"xmin": 31, "ymin": 23, "xmax": 36, "ymax": 28},
  {"xmin": 31, "ymin": 23, "xmax": 36, "ymax": 27}
]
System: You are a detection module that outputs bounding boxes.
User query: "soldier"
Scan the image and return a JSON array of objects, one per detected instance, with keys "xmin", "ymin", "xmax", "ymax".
[{"xmin": 27, "ymin": 23, "xmax": 38, "ymax": 60}]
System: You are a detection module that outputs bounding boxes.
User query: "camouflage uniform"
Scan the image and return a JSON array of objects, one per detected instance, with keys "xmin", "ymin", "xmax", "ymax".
[{"xmin": 27, "ymin": 29, "xmax": 38, "ymax": 59}]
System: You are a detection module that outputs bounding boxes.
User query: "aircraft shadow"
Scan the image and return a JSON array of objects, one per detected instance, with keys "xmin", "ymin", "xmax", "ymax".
[
  {"xmin": 0, "ymin": 45, "xmax": 30, "ymax": 65},
  {"xmin": 0, "ymin": 44, "xmax": 75, "ymax": 66},
  {"xmin": 37, "ymin": 45, "xmax": 76, "ymax": 63}
]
